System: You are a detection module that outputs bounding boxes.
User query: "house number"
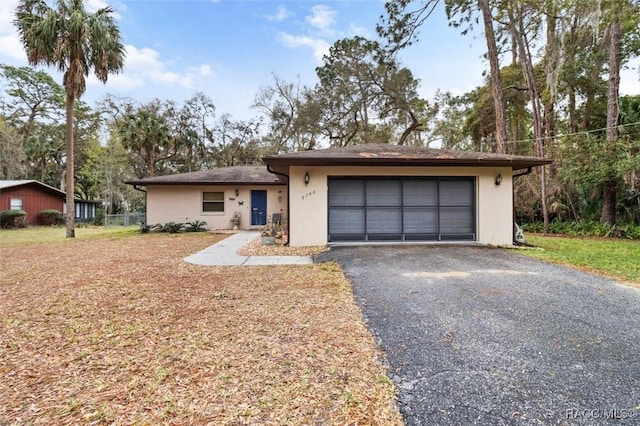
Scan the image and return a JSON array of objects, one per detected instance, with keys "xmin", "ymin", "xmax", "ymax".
[{"xmin": 301, "ymin": 190, "xmax": 316, "ymax": 200}]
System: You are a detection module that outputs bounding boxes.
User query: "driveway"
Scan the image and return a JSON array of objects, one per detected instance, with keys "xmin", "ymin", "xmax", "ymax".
[{"xmin": 315, "ymin": 246, "xmax": 640, "ymax": 425}]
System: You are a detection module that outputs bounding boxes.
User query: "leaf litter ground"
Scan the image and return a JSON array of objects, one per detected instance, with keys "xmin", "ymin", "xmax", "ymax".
[{"xmin": 0, "ymin": 232, "xmax": 402, "ymax": 425}]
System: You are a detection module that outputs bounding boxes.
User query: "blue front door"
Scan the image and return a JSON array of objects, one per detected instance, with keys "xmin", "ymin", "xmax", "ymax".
[{"xmin": 251, "ymin": 190, "xmax": 267, "ymax": 225}]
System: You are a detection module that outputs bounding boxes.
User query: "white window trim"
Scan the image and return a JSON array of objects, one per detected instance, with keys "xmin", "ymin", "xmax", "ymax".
[{"xmin": 10, "ymin": 198, "xmax": 23, "ymax": 211}]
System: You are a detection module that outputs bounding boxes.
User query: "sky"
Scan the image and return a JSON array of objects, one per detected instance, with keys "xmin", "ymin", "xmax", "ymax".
[{"xmin": 1, "ymin": 0, "xmax": 639, "ymax": 122}]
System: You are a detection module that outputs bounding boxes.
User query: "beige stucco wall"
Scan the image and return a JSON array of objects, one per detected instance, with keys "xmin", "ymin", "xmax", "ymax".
[
  {"xmin": 145, "ymin": 185, "xmax": 287, "ymax": 230},
  {"xmin": 288, "ymin": 165, "xmax": 513, "ymax": 247}
]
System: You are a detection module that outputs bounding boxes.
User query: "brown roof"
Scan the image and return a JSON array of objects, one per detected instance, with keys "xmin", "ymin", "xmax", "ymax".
[
  {"xmin": 126, "ymin": 165, "xmax": 285, "ymax": 186},
  {"xmin": 0, "ymin": 180, "xmax": 66, "ymax": 196},
  {"xmin": 263, "ymin": 144, "xmax": 552, "ymax": 171}
]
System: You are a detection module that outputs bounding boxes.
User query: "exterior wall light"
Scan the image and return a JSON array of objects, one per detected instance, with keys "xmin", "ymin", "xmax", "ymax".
[
  {"xmin": 235, "ymin": 189, "xmax": 240, "ymax": 197},
  {"xmin": 495, "ymin": 173, "xmax": 503, "ymax": 186},
  {"xmin": 304, "ymin": 172, "xmax": 310, "ymax": 185}
]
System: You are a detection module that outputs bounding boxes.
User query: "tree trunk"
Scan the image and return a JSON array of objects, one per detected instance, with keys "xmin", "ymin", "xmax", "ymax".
[
  {"xmin": 568, "ymin": 87, "xmax": 577, "ymax": 133},
  {"xmin": 509, "ymin": 6, "xmax": 549, "ymax": 233},
  {"xmin": 601, "ymin": 182, "xmax": 617, "ymax": 225},
  {"xmin": 478, "ymin": 0, "xmax": 508, "ymax": 154},
  {"xmin": 65, "ymin": 93, "xmax": 75, "ymax": 238},
  {"xmin": 544, "ymin": 8, "xmax": 559, "ymax": 179},
  {"xmin": 583, "ymin": 26, "xmax": 612, "ymax": 131},
  {"xmin": 600, "ymin": 18, "xmax": 621, "ymax": 225}
]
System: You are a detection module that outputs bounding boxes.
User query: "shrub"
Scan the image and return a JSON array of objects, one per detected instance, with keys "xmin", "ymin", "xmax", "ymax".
[
  {"xmin": 186, "ymin": 220, "xmax": 207, "ymax": 232},
  {"xmin": 520, "ymin": 220, "xmax": 640, "ymax": 240},
  {"xmin": 0, "ymin": 210, "xmax": 27, "ymax": 228},
  {"xmin": 160, "ymin": 222, "xmax": 185, "ymax": 233},
  {"xmin": 39, "ymin": 209, "xmax": 64, "ymax": 226},
  {"xmin": 93, "ymin": 207, "xmax": 105, "ymax": 226}
]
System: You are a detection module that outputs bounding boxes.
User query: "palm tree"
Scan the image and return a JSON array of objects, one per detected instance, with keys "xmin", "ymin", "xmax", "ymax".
[{"xmin": 15, "ymin": 0, "xmax": 125, "ymax": 237}]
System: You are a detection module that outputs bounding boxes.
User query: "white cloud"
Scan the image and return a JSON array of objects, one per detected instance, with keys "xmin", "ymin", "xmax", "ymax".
[
  {"xmin": 267, "ymin": 5, "xmax": 291, "ymax": 22},
  {"xmin": 85, "ymin": 44, "xmax": 196, "ymax": 92},
  {"xmin": 123, "ymin": 44, "xmax": 190, "ymax": 87},
  {"xmin": 199, "ymin": 64, "xmax": 213, "ymax": 77},
  {"xmin": 305, "ymin": 5, "xmax": 336, "ymax": 34},
  {"xmin": 278, "ymin": 32, "xmax": 330, "ymax": 62},
  {"xmin": 349, "ymin": 22, "xmax": 370, "ymax": 38},
  {"xmin": 0, "ymin": 33, "xmax": 27, "ymax": 62}
]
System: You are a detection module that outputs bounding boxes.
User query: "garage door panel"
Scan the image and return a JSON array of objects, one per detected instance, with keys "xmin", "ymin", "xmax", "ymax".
[
  {"xmin": 329, "ymin": 180, "xmax": 364, "ymax": 206},
  {"xmin": 366, "ymin": 180, "xmax": 401, "ymax": 206},
  {"xmin": 329, "ymin": 208, "xmax": 365, "ymax": 235},
  {"xmin": 439, "ymin": 179, "xmax": 474, "ymax": 206},
  {"xmin": 403, "ymin": 207, "xmax": 438, "ymax": 233},
  {"xmin": 440, "ymin": 206, "xmax": 474, "ymax": 234},
  {"xmin": 367, "ymin": 207, "xmax": 402, "ymax": 234},
  {"xmin": 403, "ymin": 179, "xmax": 437, "ymax": 206}
]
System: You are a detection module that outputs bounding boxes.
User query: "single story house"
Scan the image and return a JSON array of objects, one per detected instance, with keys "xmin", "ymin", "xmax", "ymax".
[
  {"xmin": 127, "ymin": 145, "xmax": 552, "ymax": 247},
  {"xmin": 126, "ymin": 166, "xmax": 287, "ymax": 229},
  {"xmin": 0, "ymin": 180, "xmax": 98, "ymax": 225}
]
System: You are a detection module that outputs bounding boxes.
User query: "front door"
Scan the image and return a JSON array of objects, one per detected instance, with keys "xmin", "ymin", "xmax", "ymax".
[{"xmin": 251, "ymin": 190, "xmax": 267, "ymax": 226}]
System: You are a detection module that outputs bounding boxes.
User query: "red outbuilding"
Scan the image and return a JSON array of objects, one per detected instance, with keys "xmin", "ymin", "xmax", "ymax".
[{"xmin": 0, "ymin": 180, "xmax": 66, "ymax": 225}]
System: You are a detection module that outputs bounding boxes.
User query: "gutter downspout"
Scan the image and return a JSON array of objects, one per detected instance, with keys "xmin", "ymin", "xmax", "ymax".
[
  {"xmin": 132, "ymin": 185, "xmax": 148, "ymax": 225},
  {"xmin": 512, "ymin": 167, "xmax": 533, "ymax": 243},
  {"xmin": 266, "ymin": 165, "xmax": 291, "ymax": 246}
]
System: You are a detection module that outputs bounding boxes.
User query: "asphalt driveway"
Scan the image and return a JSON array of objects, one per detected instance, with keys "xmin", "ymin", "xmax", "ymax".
[{"xmin": 315, "ymin": 246, "xmax": 640, "ymax": 425}]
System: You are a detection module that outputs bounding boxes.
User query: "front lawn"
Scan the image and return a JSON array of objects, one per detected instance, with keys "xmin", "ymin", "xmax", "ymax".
[
  {"xmin": 521, "ymin": 234, "xmax": 640, "ymax": 286},
  {"xmin": 0, "ymin": 225, "xmax": 140, "ymax": 245},
  {"xmin": 0, "ymin": 232, "xmax": 401, "ymax": 424}
]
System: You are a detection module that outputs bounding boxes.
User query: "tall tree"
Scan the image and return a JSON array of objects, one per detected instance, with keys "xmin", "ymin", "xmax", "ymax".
[
  {"xmin": 602, "ymin": 10, "xmax": 622, "ymax": 225},
  {"xmin": 177, "ymin": 92, "xmax": 216, "ymax": 172},
  {"xmin": 477, "ymin": 0, "xmax": 507, "ymax": 153},
  {"xmin": 15, "ymin": 0, "xmax": 125, "ymax": 237},
  {"xmin": 253, "ymin": 75, "xmax": 321, "ymax": 153},
  {"xmin": 379, "ymin": 0, "xmax": 508, "ymax": 152},
  {"xmin": 0, "ymin": 118, "xmax": 25, "ymax": 179},
  {"xmin": 0, "ymin": 64, "xmax": 65, "ymax": 148},
  {"xmin": 503, "ymin": 1, "xmax": 550, "ymax": 232},
  {"xmin": 117, "ymin": 100, "xmax": 177, "ymax": 178},
  {"xmin": 315, "ymin": 36, "xmax": 426, "ymax": 146}
]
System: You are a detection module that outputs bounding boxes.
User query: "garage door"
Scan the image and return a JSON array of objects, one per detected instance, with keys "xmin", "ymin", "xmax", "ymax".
[{"xmin": 328, "ymin": 177, "xmax": 475, "ymax": 242}]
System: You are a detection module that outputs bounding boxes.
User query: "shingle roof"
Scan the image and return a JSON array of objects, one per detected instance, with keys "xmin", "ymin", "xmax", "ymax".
[
  {"xmin": 263, "ymin": 144, "xmax": 553, "ymax": 170},
  {"xmin": 125, "ymin": 165, "xmax": 285, "ymax": 186}
]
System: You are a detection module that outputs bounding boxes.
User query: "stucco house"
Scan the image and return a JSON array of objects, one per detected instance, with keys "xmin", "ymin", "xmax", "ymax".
[
  {"xmin": 127, "ymin": 166, "xmax": 288, "ymax": 230},
  {"xmin": 127, "ymin": 145, "xmax": 552, "ymax": 247}
]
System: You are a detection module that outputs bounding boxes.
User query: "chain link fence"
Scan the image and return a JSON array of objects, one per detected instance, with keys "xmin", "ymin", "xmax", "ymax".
[{"xmin": 105, "ymin": 212, "xmax": 145, "ymax": 227}]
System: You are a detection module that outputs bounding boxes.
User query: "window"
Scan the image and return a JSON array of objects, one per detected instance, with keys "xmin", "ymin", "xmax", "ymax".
[
  {"xmin": 10, "ymin": 198, "xmax": 23, "ymax": 211},
  {"xmin": 202, "ymin": 192, "xmax": 224, "ymax": 212}
]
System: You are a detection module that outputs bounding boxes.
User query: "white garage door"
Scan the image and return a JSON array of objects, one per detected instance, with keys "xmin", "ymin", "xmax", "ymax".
[{"xmin": 328, "ymin": 177, "xmax": 476, "ymax": 242}]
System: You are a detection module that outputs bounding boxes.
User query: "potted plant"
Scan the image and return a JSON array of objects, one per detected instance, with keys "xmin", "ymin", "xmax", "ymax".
[
  {"xmin": 230, "ymin": 212, "xmax": 241, "ymax": 230},
  {"xmin": 260, "ymin": 223, "xmax": 280, "ymax": 245}
]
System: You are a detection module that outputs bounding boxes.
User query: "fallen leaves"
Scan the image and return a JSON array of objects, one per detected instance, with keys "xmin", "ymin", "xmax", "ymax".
[
  {"xmin": 0, "ymin": 232, "xmax": 401, "ymax": 425},
  {"xmin": 236, "ymin": 235, "xmax": 327, "ymax": 257}
]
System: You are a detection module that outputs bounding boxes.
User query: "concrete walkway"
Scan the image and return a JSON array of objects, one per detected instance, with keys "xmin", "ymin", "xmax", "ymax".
[{"xmin": 184, "ymin": 231, "xmax": 313, "ymax": 266}]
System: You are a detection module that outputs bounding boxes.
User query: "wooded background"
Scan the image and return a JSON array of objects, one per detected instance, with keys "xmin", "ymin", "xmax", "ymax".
[{"xmin": 1, "ymin": 0, "xmax": 638, "ymax": 229}]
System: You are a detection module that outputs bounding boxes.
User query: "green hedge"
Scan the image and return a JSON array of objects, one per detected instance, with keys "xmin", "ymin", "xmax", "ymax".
[
  {"xmin": 521, "ymin": 220, "xmax": 640, "ymax": 239},
  {"xmin": 39, "ymin": 209, "xmax": 64, "ymax": 226},
  {"xmin": 0, "ymin": 210, "xmax": 27, "ymax": 228}
]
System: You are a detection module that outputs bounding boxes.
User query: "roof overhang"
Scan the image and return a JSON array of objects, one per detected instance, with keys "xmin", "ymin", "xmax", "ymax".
[{"xmin": 263, "ymin": 145, "xmax": 553, "ymax": 172}]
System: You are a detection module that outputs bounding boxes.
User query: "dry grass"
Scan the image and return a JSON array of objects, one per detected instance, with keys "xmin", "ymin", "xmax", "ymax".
[{"xmin": 0, "ymin": 231, "xmax": 401, "ymax": 425}]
